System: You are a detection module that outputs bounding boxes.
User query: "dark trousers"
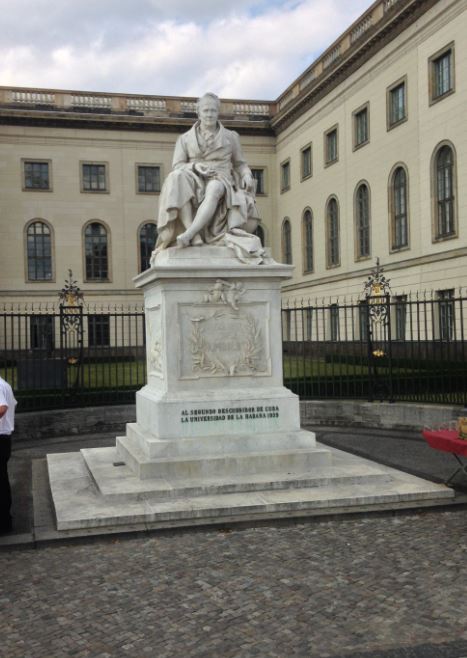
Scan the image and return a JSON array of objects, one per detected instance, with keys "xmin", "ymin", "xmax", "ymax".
[{"xmin": 0, "ymin": 435, "xmax": 12, "ymax": 528}]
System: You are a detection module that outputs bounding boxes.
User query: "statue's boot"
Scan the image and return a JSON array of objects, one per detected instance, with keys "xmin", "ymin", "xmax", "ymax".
[{"xmin": 176, "ymin": 232, "xmax": 191, "ymax": 248}]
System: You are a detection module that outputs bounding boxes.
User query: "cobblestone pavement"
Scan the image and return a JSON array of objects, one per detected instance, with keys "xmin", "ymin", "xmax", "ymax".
[
  {"xmin": 2, "ymin": 429, "xmax": 467, "ymax": 657},
  {"xmin": 1, "ymin": 510, "xmax": 467, "ymax": 658}
]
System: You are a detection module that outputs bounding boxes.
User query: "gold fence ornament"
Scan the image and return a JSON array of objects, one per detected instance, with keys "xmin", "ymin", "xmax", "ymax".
[{"xmin": 456, "ymin": 417, "xmax": 467, "ymax": 439}]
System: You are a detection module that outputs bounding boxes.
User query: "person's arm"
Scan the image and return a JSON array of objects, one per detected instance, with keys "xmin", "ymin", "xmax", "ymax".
[
  {"xmin": 231, "ymin": 132, "xmax": 255, "ymax": 192},
  {"xmin": 172, "ymin": 134, "xmax": 191, "ymax": 170},
  {"xmin": 0, "ymin": 405, "xmax": 8, "ymax": 419}
]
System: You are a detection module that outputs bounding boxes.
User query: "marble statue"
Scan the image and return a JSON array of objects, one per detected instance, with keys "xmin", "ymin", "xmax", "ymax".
[{"xmin": 151, "ymin": 92, "xmax": 264, "ymax": 264}]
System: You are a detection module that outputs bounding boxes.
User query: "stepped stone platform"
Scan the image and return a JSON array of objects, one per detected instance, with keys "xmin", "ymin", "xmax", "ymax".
[{"xmin": 47, "ymin": 438, "xmax": 453, "ymax": 532}]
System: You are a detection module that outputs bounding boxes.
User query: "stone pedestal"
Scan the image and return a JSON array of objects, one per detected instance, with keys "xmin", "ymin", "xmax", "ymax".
[
  {"xmin": 117, "ymin": 246, "xmax": 325, "ymax": 479},
  {"xmin": 46, "ymin": 247, "xmax": 453, "ymax": 532}
]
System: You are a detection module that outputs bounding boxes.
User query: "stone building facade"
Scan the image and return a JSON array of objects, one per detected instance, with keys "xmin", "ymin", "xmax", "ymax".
[{"xmin": 0, "ymin": 0, "xmax": 465, "ymax": 307}]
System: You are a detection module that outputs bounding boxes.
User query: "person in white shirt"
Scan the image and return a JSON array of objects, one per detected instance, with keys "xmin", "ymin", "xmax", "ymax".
[{"xmin": 0, "ymin": 375, "xmax": 17, "ymax": 533}]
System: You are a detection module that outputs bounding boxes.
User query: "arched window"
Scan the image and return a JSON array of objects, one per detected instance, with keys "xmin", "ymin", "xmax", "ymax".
[
  {"xmin": 26, "ymin": 221, "xmax": 53, "ymax": 281},
  {"xmin": 139, "ymin": 223, "xmax": 158, "ymax": 272},
  {"xmin": 282, "ymin": 219, "xmax": 292, "ymax": 264},
  {"xmin": 303, "ymin": 210, "xmax": 313, "ymax": 272},
  {"xmin": 326, "ymin": 198, "xmax": 340, "ymax": 267},
  {"xmin": 355, "ymin": 183, "xmax": 370, "ymax": 259},
  {"xmin": 435, "ymin": 145, "xmax": 456, "ymax": 238},
  {"xmin": 391, "ymin": 166, "xmax": 408, "ymax": 249},
  {"xmin": 254, "ymin": 224, "xmax": 265, "ymax": 247},
  {"xmin": 85, "ymin": 222, "xmax": 109, "ymax": 281}
]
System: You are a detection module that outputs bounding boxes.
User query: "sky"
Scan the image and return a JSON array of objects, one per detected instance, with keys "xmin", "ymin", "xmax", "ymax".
[{"xmin": 0, "ymin": 0, "xmax": 371, "ymax": 100}]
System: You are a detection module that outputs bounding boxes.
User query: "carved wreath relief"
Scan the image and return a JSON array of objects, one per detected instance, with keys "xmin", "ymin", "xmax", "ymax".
[{"xmin": 181, "ymin": 281, "xmax": 268, "ymax": 378}]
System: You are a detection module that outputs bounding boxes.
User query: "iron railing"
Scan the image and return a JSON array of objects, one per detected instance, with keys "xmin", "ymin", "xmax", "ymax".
[
  {"xmin": 282, "ymin": 291, "xmax": 467, "ymax": 406},
  {"xmin": 0, "ymin": 302, "xmax": 145, "ymax": 411},
  {"xmin": 1, "ymin": 290, "xmax": 466, "ymax": 411}
]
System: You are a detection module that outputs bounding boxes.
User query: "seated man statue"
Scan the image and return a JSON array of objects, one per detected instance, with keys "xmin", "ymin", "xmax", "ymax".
[{"xmin": 152, "ymin": 92, "xmax": 263, "ymax": 262}]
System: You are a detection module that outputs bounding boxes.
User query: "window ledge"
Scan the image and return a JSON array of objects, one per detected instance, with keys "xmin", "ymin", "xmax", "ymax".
[
  {"xmin": 389, "ymin": 245, "xmax": 410, "ymax": 254},
  {"xmin": 429, "ymin": 88, "xmax": 455, "ymax": 107},
  {"xmin": 353, "ymin": 140, "xmax": 369, "ymax": 152},
  {"xmin": 432, "ymin": 232, "xmax": 458, "ymax": 243},
  {"xmin": 387, "ymin": 116, "xmax": 407, "ymax": 131}
]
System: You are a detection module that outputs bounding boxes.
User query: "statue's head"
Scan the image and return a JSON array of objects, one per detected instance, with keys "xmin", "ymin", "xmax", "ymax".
[{"xmin": 197, "ymin": 93, "xmax": 220, "ymax": 126}]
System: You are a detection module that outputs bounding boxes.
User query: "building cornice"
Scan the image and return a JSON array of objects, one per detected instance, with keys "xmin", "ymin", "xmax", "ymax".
[
  {"xmin": 0, "ymin": 107, "xmax": 274, "ymax": 137},
  {"xmin": 271, "ymin": 0, "xmax": 440, "ymax": 133},
  {"xmin": 0, "ymin": 89, "xmax": 275, "ymax": 136}
]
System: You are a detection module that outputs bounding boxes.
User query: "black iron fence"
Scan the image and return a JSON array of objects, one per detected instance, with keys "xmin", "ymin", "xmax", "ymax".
[
  {"xmin": 282, "ymin": 290, "xmax": 467, "ymax": 406},
  {"xmin": 0, "ymin": 302, "xmax": 145, "ymax": 411},
  {"xmin": 1, "ymin": 290, "xmax": 467, "ymax": 411}
]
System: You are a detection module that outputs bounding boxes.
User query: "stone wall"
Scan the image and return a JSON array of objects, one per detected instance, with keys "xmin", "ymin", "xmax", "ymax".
[
  {"xmin": 299, "ymin": 400, "xmax": 462, "ymax": 432},
  {"xmin": 13, "ymin": 400, "xmax": 463, "ymax": 441},
  {"xmin": 15, "ymin": 405, "xmax": 136, "ymax": 441}
]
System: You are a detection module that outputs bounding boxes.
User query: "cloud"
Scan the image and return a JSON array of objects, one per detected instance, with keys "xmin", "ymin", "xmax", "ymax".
[{"xmin": 0, "ymin": 0, "xmax": 371, "ymax": 98}]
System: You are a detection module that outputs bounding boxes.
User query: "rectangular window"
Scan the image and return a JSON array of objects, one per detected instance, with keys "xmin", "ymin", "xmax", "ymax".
[
  {"xmin": 301, "ymin": 145, "xmax": 312, "ymax": 180},
  {"xmin": 23, "ymin": 161, "xmax": 50, "ymax": 190},
  {"xmin": 358, "ymin": 302, "xmax": 369, "ymax": 341},
  {"xmin": 280, "ymin": 160, "xmax": 290, "ymax": 192},
  {"xmin": 329, "ymin": 305, "xmax": 339, "ymax": 341},
  {"xmin": 304, "ymin": 308, "xmax": 313, "ymax": 341},
  {"xmin": 353, "ymin": 106, "xmax": 369, "ymax": 148},
  {"xmin": 251, "ymin": 168, "xmax": 265, "ymax": 195},
  {"xmin": 325, "ymin": 127, "xmax": 338, "ymax": 165},
  {"xmin": 82, "ymin": 163, "xmax": 107, "ymax": 192},
  {"xmin": 393, "ymin": 295, "xmax": 407, "ymax": 341},
  {"xmin": 88, "ymin": 315, "xmax": 110, "ymax": 347},
  {"xmin": 30, "ymin": 315, "xmax": 55, "ymax": 351},
  {"xmin": 430, "ymin": 45, "xmax": 454, "ymax": 103},
  {"xmin": 437, "ymin": 289, "xmax": 455, "ymax": 341},
  {"xmin": 282, "ymin": 310, "xmax": 291, "ymax": 341},
  {"xmin": 388, "ymin": 80, "xmax": 407, "ymax": 127},
  {"xmin": 137, "ymin": 165, "xmax": 161, "ymax": 193}
]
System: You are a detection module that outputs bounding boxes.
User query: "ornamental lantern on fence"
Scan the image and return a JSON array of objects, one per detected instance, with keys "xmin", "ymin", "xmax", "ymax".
[
  {"xmin": 59, "ymin": 270, "xmax": 84, "ymax": 385},
  {"xmin": 362, "ymin": 258, "xmax": 393, "ymax": 400}
]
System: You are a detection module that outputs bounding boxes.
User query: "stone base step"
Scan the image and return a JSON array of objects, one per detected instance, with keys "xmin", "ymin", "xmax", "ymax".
[
  {"xmin": 125, "ymin": 423, "xmax": 317, "ymax": 459},
  {"xmin": 81, "ymin": 446, "xmax": 392, "ymax": 501},
  {"xmin": 116, "ymin": 433, "xmax": 332, "ymax": 480}
]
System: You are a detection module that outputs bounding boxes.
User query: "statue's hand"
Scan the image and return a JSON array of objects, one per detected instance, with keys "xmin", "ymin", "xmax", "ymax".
[
  {"xmin": 194, "ymin": 163, "xmax": 217, "ymax": 178},
  {"xmin": 241, "ymin": 173, "xmax": 256, "ymax": 194}
]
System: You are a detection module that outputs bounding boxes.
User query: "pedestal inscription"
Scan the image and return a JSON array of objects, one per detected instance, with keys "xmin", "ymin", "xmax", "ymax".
[{"xmin": 180, "ymin": 404, "xmax": 280, "ymax": 424}]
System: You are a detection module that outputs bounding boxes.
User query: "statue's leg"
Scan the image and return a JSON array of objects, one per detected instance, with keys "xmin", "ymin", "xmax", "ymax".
[
  {"xmin": 179, "ymin": 202, "xmax": 193, "ymax": 230},
  {"xmin": 179, "ymin": 202, "xmax": 203, "ymax": 246},
  {"xmin": 177, "ymin": 181, "xmax": 224, "ymax": 248}
]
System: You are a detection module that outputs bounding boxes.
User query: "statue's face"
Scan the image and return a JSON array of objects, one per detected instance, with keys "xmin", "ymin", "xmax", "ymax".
[{"xmin": 198, "ymin": 98, "xmax": 219, "ymax": 128}]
